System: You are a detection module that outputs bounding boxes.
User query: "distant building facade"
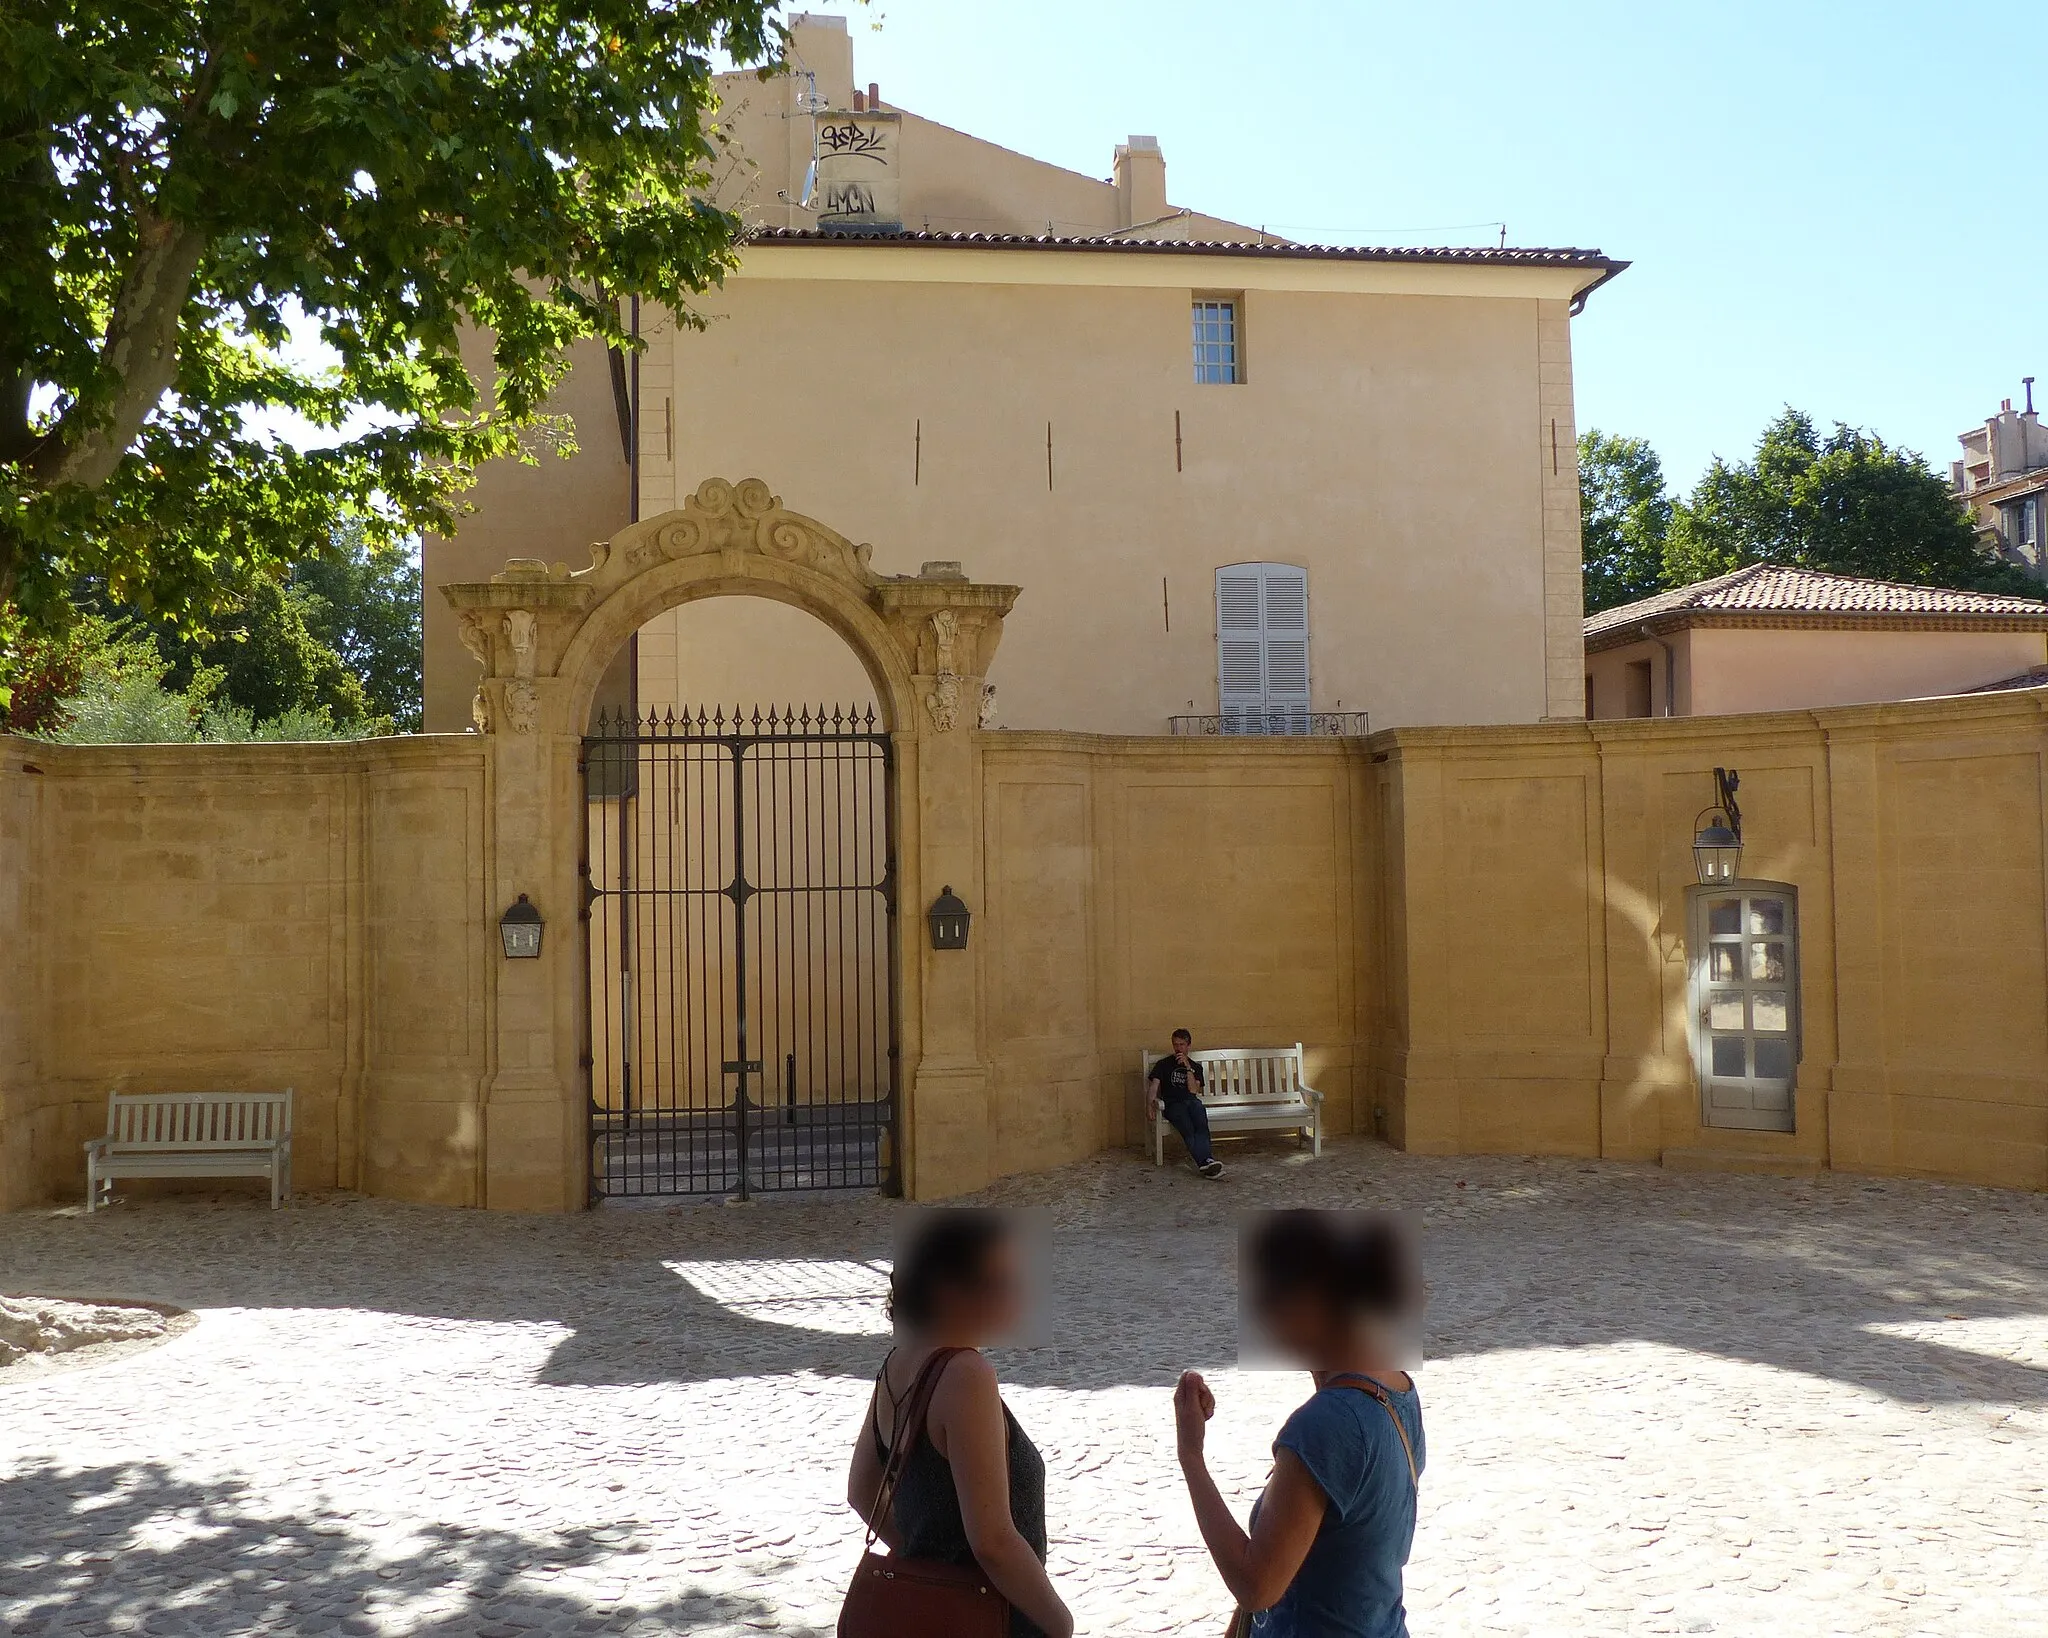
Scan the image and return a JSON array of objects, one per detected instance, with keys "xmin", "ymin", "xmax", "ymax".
[
  {"xmin": 1951, "ymin": 380, "xmax": 2048, "ymax": 578},
  {"xmin": 1584, "ymin": 564, "xmax": 2048, "ymax": 718},
  {"xmin": 421, "ymin": 13, "xmax": 1623, "ymax": 736}
]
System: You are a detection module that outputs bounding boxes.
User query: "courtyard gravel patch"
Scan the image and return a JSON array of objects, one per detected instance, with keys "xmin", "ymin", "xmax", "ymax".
[{"xmin": 2, "ymin": 1140, "xmax": 2044, "ymax": 1636}]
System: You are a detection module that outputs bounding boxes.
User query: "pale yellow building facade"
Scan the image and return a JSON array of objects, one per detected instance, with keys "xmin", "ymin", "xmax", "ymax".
[{"xmin": 423, "ymin": 14, "xmax": 1620, "ymax": 739}]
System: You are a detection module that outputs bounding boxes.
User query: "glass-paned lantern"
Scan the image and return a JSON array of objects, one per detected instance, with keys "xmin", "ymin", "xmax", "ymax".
[
  {"xmin": 927, "ymin": 887, "xmax": 971, "ymax": 951},
  {"xmin": 1692, "ymin": 812, "xmax": 1743, "ymax": 886},
  {"xmin": 500, "ymin": 894, "xmax": 545, "ymax": 960}
]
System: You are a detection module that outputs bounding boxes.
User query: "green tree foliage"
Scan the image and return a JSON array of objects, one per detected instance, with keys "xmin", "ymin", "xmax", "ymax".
[
  {"xmin": 1664, "ymin": 409, "xmax": 2038, "ymax": 596},
  {"xmin": 4, "ymin": 614, "xmax": 363, "ymax": 742},
  {"xmin": 294, "ymin": 521, "xmax": 423, "ymax": 731},
  {"xmin": 1578, "ymin": 431, "xmax": 1674, "ymax": 613},
  {"xmin": 1, "ymin": 0, "xmax": 781, "ymax": 671}
]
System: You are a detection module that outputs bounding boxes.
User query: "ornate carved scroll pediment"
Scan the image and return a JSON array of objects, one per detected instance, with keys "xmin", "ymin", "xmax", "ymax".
[
  {"xmin": 442, "ymin": 474, "xmax": 1021, "ymax": 739},
  {"xmin": 600, "ymin": 478, "xmax": 878, "ymax": 591}
]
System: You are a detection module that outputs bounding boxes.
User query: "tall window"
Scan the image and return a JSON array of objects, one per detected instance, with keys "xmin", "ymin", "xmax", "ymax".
[
  {"xmin": 1192, "ymin": 298, "xmax": 1241, "ymax": 384},
  {"xmin": 2018, "ymin": 496, "xmax": 2041, "ymax": 553},
  {"xmin": 1688, "ymin": 884, "xmax": 1800, "ymax": 1133},
  {"xmin": 1216, "ymin": 563, "xmax": 1309, "ymax": 732}
]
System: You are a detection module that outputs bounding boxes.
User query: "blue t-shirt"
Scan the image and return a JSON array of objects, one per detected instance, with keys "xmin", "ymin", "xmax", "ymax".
[{"xmin": 1248, "ymin": 1379, "xmax": 1425, "ymax": 1638}]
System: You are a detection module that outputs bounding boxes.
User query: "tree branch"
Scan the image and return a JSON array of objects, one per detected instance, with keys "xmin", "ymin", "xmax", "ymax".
[{"xmin": 29, "ymin": 207, "xmax": 207, "ymax": 492}]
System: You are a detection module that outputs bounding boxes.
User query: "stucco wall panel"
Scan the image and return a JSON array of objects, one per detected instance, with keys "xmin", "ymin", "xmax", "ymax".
[{"xmin": 1, "ymin": 737, "xmax": 489, "ymax": 1209}]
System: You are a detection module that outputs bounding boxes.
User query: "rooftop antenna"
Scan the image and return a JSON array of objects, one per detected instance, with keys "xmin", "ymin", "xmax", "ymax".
[
  {"xmin": 794, "ymin": 68, "xmax": 824, "ymax": 208},
  {"xmin": 1498, "ymin": 223, "xmax": 1506, "ymax": 249}
]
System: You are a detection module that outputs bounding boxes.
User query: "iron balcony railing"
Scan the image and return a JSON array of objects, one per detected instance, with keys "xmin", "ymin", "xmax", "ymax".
[{"xmin": 1168, "ymin": 711, "xmax": 1371, "ymax": 738}]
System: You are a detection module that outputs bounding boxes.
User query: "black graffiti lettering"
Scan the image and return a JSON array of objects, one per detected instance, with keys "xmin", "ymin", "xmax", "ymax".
[{"xmin": 817, "ymin": 120, "xmax": 890, "ymax": 159}]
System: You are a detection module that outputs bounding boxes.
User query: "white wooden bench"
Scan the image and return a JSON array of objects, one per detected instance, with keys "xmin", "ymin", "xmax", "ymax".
[
  {"xmin": 85, "ymin": 1091, "xmax": 294, "ymax": 1211},
  {"xmin": 1142, "ymin": 1045, "xmax": 1322, "ymax": 1165}
]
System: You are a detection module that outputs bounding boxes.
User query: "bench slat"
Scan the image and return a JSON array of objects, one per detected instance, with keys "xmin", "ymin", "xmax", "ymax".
[{"xmin": 89, "ymin": 1091, "xmax": 293, "ymax": 1212}]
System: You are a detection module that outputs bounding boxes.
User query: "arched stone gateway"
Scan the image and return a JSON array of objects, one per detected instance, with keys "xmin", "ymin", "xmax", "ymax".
[{"xmin": 443, "ymin": 478, "xmax": 1019, "ymax": 1209}]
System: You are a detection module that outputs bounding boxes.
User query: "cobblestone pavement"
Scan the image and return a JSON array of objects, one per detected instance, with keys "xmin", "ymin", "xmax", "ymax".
[{"xmin": 3, "ymin": 1141, "xmax": 2046, "ymax": 1637}]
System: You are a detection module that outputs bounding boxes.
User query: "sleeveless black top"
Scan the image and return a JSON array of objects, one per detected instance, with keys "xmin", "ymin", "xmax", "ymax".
[{"xmin": 870, "ymin": 1352, "xmax": 1049, "ymax": 1638}]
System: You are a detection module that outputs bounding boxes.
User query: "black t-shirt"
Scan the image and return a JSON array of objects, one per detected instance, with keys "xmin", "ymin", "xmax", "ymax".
[{"xmin": 1148, "ymin": 1054, "xmax": 1206, "ymax": 1103}]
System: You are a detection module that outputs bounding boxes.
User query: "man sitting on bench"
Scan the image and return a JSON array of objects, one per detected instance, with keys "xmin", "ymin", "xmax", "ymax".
[{"xmin": 1149, "ymin": 1029, "xmax": 1224, "ymax": 1179}]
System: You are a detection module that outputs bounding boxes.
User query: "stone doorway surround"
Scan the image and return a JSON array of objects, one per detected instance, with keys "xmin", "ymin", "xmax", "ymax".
[{"xmin": 442, "ymin": 476, "xmax": 1019, "ymax": 1209}]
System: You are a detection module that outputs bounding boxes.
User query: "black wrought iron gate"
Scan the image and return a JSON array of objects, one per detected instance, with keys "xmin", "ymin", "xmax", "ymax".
[{"xmin": 580, "ymin": 705, "xmax": 898, "ymax": 1199}]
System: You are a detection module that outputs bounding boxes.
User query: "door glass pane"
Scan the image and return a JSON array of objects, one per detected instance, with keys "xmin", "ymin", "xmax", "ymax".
[
  {"xmin": 1709, "ymin": 993, "xmax": 1746, "ymax": 1030},
  {"xmin": 1753, "ymin": 1039, "xmax": 1793, "ymax": 1080},
  {"xmin": 1752, "ymin": 991, "xmax": 1789, "ymax": 1032},
  {"xmin": 1708, "ymin": 899, "xmax": 1742, "ymax": 936},
  {"xmin": 1711, "ymin": 1037, "xmax": 1747, "ymax": 1076},
  {"xmin": 1748, "ymin": 899, "xmax": 1786, "ymax": 936},
  {"xmin": 1709, "ymin": 945, "xmax": 1742, "ymax": 983},
  {"xmin": 1749, "ymin": 940, "xmax": 1787, "ymax": 982}
]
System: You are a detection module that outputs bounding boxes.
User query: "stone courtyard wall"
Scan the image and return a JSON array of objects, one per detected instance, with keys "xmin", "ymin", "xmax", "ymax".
[
  {"xmin": 970, "ymin": 690, "xmax": 2048, "ymax": 1196},
  {"xmin": 5, "ymin": 687, "xmax": 2046, "ymax": 1209},
  {"xmin": 971, "ymin": 733, "xmax": 1376, "ymax": 1182},
  {"xmin": 0, "ymin": 735, "xmax": 490, "ymax": 1210},
  {"xmin": 1370, "ymin": 689, "xmax": 2048, "ymax": 1191}
]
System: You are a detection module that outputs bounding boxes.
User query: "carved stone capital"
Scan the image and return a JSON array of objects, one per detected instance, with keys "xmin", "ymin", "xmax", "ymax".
[{"xmin": 874, "ymin": 581, "xmax": 1019, "ymax": 680}]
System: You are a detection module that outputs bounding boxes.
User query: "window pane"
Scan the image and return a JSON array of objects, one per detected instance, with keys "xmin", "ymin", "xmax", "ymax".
[
  {"xmin": 1752, "ymin": 990, "xmax": 1789, "ymax": 1032},
  {"xmin": 1748, "ymin": 899, "xmax": 1786, "ymax": 936},
  {"xmin": 1711, "ymin": 1037, "xmax": 1747, "ymax": 1076},
  {"xmin": 1709, "ymin": 945, "xmax": 1742, "ymax": 983},
  {"xmin": 1753, "ymin": 1039, "xmax": 1793, "ymax": 1080},
  {"xmin": 1708, "ymin": 899, "xmax": 1741, "ymax": 936},
  {"xmin": 1192, "ymin": 300, "xmax": 1237, "ymax": 384},
  {"xmin": 1749, "ymin": 940, "xmax": 1787, "ymax": 982},
  {"xmin": 1709, "ymin": 993, "xmax": 1746, "ymax": 1030}
]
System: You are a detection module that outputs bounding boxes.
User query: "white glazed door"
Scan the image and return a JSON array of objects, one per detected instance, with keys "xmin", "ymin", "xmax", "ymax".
[{"xmin": 1694, "ymin": 889, "xmax": 1798, "ymax": 1132}]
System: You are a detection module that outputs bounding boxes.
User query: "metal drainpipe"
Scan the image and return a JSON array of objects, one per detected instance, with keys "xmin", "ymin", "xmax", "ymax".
[{"xmin": 1640, "ymin": 623, "xmax": 1678, "ymax": 716}]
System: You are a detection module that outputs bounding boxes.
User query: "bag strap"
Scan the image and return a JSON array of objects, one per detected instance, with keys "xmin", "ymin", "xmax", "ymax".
[
  {"xmin": 1325, "ymin": 1371, "xmax": 1419, "ymax": 1490},
  {"xmin": 861, "ymin": 1345, "xmax": 970, "ymax": 1553}
]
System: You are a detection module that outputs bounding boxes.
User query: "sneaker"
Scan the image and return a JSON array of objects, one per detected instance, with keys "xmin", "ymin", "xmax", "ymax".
[{"xmin": 1199, "ymin": 1159, "xmax": 1225, "ymax": 1179}]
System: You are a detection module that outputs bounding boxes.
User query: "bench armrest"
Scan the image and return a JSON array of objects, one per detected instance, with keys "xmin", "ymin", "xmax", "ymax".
[
  {"xmin": 1298, "ymin": 1083, "xmax": 1324, "ymax": 1107},
  {"xmin": 84, "ymin": 1135, "xmax": 110, "ymax": 1158}
]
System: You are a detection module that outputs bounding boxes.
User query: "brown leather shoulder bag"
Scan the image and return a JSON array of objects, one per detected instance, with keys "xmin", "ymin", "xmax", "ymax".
[{"xmin": 838, "ymin": 1345, "xmax": 1011, "ymax": 1638}]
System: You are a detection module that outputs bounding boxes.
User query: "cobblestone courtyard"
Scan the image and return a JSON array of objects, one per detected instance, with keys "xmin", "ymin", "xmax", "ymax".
[{"xmin": 3, "ymin": 1141, "xmax": 2045, "ymax": 1637}]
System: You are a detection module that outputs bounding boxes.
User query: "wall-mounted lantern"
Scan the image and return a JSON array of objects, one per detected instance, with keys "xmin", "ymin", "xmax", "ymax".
[
  {"xmin": 927, "ymin": 886, "xmax": 971, "ymax": 951},
  {"xmin": 1691, "ymin": 767, "xmax": 1744, "ymax": 885},
  {"xmin": 500, "ymin": 894, "xmax": 545, "ymax": 960}
]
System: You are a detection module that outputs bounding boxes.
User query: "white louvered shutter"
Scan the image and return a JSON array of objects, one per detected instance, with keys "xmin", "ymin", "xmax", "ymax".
[
  {"xmin": 1215, "ymin": 563, "xmax": 1311, "ymax": 734},
  {"xmin": 1216, "ymin": 568, "xmax": 1266, "ymax": 730}
]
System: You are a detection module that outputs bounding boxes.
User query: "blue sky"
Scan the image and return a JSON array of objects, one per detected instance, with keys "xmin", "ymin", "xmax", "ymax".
[{"xmin": 791, "ymin": 0, "xmax": 2047, "ymax": 491}]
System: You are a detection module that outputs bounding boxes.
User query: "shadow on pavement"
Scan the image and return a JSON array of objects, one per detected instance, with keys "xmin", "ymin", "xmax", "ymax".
[
  {"xmin": 4, "ymin": 1142, "xmax": 2045, "ymax": 1407},
  {"xmin": 0, "ymin": 1460, "xmax": 794, "ymax": 1638}
]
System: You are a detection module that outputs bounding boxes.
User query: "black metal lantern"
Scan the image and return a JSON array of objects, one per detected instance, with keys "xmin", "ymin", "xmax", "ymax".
[
  {"xmin": 500, "ymin": 894, "xmax": 544, "ymax": 960},
  {"xmin": 927, "ymin": 886, "xmax": 971, "ymax": 951},
  {"xmin": 1692, "ymin": 767, "xmax": 1744, "ymax": 885}
]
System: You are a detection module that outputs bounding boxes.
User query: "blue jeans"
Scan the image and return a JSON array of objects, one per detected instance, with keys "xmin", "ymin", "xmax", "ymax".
[{"xmin": 1162, "ymin": 1094, "xmax": 1214, "ymax": 1167}]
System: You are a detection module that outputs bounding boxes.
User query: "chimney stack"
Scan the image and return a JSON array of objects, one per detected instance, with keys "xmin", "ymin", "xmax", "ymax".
[
  {"xmin": 1113, "ymin": 135, "xmax": 1168, "ymax": 231},
  {"xmin": 2026, "ymin": 377, "xmax": 2037, "ymax": 416},
  {"xmin": 869, "ymin": 82, "xmax": 881, "ymax": 108}
]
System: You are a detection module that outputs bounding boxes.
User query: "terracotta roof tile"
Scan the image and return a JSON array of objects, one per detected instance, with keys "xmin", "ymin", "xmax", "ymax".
[
  {"xmin": 1965, "ymin": 664, "xmax": 2048, "ymax": 694},
  {"xmin": 1586, "ymin": 563, "xmax": 2048, "ymax": 641},
  {"xmin": 746, "ymin": 225, "xmax": 1625, "ymax": 272}
]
